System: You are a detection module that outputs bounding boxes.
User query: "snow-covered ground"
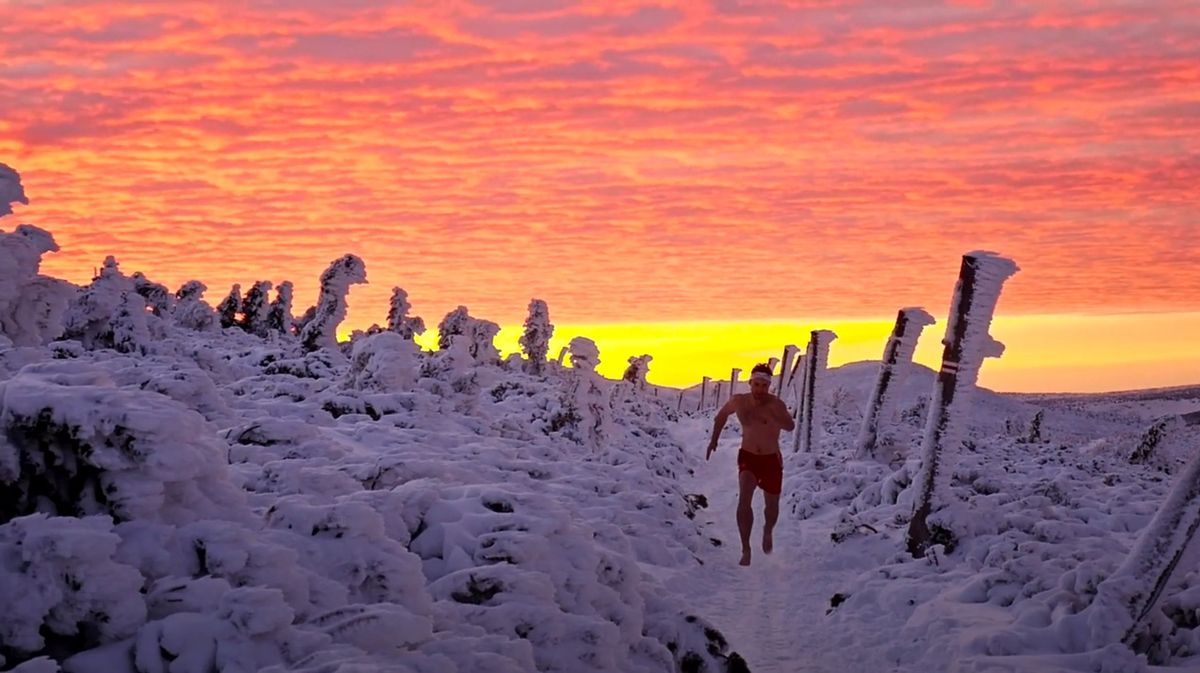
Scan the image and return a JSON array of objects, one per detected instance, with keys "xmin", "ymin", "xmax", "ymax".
[{"xmin": 4, "ymin": 184, "xmax": 1200, "ymax": 672}]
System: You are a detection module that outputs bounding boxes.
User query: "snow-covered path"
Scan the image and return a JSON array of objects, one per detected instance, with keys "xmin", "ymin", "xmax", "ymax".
[{"xmin": 661, "ymin": 423, "xmax": 901, "ymax": 673}]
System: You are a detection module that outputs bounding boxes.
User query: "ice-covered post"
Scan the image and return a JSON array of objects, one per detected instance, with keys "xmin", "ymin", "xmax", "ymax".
[
  {"xmin": 1083, "ymin": 449, "xmax": 1200, "ymax": 649},
  {"xmin": 906, "ymin": 252, "xmax": 1019, "ymax": 558},
  {"xmin": 697, "ymin": 376, "xmax": 711, "ymax": 412},
  {"xmin": 556, "ymin": 345, "xmax": 569, "ymax": 366},
  {"xmin": 775, "ymin": 345, "xmax": 798, "ymax": 397},
  {"xmin": 856, "ymin": 308, "xmax": 936, "ymax": 460},
  {"xmin": 729, "ymin": 367, "xmax": 741, "ymax": 401},
  {"xmin": 713, "ymin": 382, "xmax": 723, "ymax": 408},
  {"xmin": 793, "ymin": 330, "xmax": 838, "ymax": 453}
]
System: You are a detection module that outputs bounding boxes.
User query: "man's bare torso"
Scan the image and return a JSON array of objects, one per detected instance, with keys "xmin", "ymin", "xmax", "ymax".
[{"xmin": 732, "ymin": 393, "xmax": 790, "ymax": 455}]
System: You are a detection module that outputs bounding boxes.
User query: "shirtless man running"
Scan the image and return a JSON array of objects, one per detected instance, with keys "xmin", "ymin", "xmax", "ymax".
[{"xmin": 705, "ymin": 363, "xmax": 796, "ymax": 566}]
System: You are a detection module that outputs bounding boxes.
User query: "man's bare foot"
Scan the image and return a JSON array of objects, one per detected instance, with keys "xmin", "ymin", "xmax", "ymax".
[
  {"xmin": 763, "ymin": 531, "xmax": 774, "ymax": 554},
  {"xmin": 739, "ymin": 550, "xmax": 752, "ymax": 566}
]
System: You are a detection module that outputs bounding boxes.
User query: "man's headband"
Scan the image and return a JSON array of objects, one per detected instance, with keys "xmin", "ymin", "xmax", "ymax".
[{"xmin": 749, "ymin": 371, "xmax": 771, "ymax": 382}]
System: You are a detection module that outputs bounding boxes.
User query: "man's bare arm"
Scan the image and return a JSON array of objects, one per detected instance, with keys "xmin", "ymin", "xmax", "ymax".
[
  {"xmin": 706, "ymin": 396, "xmax": 738, "ymax": 460},
  {"xmin": 773, "ymin": 397, "xmax": 796, "ymax": 431}
]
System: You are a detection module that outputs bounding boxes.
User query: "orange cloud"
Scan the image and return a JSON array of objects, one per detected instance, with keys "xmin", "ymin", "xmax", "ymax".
[{"xmin": 2, "ymin": 0, "xmax": 1198, "ymax": 391}]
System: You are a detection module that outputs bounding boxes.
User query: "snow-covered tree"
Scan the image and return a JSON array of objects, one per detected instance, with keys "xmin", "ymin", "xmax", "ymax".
[
  {"xmin": 0, "ymin": 224, "xmax": 72, "ymax": 346},
  {"xmin": 61, "ymin": 256, "xmax": 139, "ymax": 350},
  {"xmin": 622, "ymin": 354, "xmax": 653, "ymax": 387},
  {"xmin": 238, "ymin": 280, "xmax": 273, "ymax": 337},
  {"xmin": 299, "ymin": 254, "xmax": 367, "ymax": 352},
  {"xmin": 467, "ymin": 317, "xmax": 501, "ymax": 364},
  {"xmin": 0, "ymin": 162, "xmax": 28, "ymax": 217},
  {"xmin": 437, "ymin": 306, "xmax": 471, "ymax": 350},
  {"xmin": 519, "ymin": 298, "xmax": 553, "ymax": 375},
  {"xmin": 266, "ymin": 280, "xmax": 294, "ymax": 335},
  {"xmin": 111, "ymin": 291, "xmax": 151, "ymax": 354},
  {"xmin": 567, "ymin": 336, "xmax": 600, "ymax": 372},
  {"xmin": 216, "ymin": 284, "xmax": 241, "ymax": 329},
  {"xmin": 386, "ymin": 287, "xmax": 425, "ymax": 340},
  {"xmin": 173, "ymin": 280, "xmax": 216, "ymax": 332},
  {"xmin": 132, "ymin": 271, "xmax": 173, "ymax": 317}
]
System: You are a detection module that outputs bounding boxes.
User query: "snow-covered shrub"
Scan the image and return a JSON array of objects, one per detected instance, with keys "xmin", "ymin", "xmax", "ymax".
[
  {"xmin": 468, "ymin": 317, "xmax": 501, "ymax": 364},
  {"xmin": 0, "ymin": 515, "xmax": 146, "ymax": 668},
  {"xmin": 239, "ymin": 280, "xmax": 273, "ymax": 337},
  {"xmin": 0, "ymin": 224, "xmax": 72, "ymax": 347},
  {"xmin": 216, "ymin": 284, "xmax": 241, "ymax": 329},
  {"xmin": 266, "ymin": 280, "xmax": 295, "ymax": 335},
  {"xmin": 345, "ymin": 331, "xmax": 417, "ymax": 392},
  {"xmin": 0, "ymin": 361, "xmax": 245, "ymax": 525},
  {"xmin": 172, "ymin": 280, "xmax": 216, "ymax": 332},
  {"xmin": 386, "ymin": 287, "xmax": 425, "ymax": 340},
  {"xmin": 519, "ymin": 298, "xmax": 552, "ymax": 375},
  {"xmin": 567, "ymin": 336, "xmax": 600, "ymax": 372},
  {"xmin": 299, "ymin": 254, "xmax": 367, "ymax": 352}
]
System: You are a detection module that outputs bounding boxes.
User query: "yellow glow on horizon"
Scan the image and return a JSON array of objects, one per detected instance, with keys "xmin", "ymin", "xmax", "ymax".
[{"xmin": 404, "ymin": 312, "xmax": 1200, "ymax": 394}]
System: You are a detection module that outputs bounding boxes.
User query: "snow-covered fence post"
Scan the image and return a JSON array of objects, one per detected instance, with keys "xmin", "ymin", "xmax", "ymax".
[
  {"xmin": 787, "ymin": 354, "xmax": 805, "ymax": 408},
  {"xmin": 775, "ymin": 345, "xmax": 798, "ymax": 397},
  {"xmin": 1083, "ymin": 448, "xmax": 1200, "ymax": 650},
  {"xmin": 856, "ymin": 308, "xmax": 936, "ymax": 460},
  {"xmin": 697, "ymin": 376, "xmax": 711, "ymax": 412},
  {"xmin": 729, "ymin": 367, "xmax": 741, "ymax": 401},
  {"xmin": 520, "ymin": 298, "xmax": 553, "ymax": 375},
  {"xmin": 299, "ymin": 254, "xmax": 367, "ymax": 352},
  {"xmin": 556, "ymin": 345, "xmax": 569, "ymax": 367},
  {"xmin": 906, "ymin": 252, "xmax": 1019, "ymax": 558},
  {"xmin": 677, "ymin": 390, "xmax": 684, "ymax": 412},
  {"xmin": 713, "ymin": 382, "xmax": 723, "ymax": 408},
  {"xmin": 793, "ymin": 330, "xmax": 838, "ymax": 453}
]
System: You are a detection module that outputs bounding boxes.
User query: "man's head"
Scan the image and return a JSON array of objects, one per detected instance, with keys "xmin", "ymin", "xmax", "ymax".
[{"xmin": 748, "ymin": 363, "xmax": 772, "ymax": 400}]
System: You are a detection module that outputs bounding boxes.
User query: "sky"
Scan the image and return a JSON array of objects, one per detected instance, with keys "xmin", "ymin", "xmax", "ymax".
[{"xmin": 2, "ymin": 0, "xmax": 1198, "ymax": 392}]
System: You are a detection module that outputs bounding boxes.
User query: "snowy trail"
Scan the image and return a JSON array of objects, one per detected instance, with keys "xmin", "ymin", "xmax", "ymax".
[{"xmin": 663, "ymin": 424, "xmax": 899, "ymax": 673}]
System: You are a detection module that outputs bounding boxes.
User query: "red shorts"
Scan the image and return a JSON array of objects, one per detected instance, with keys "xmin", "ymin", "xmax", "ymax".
[{"xmin": 737, "ymin": 450, "xmax": 783, "ymax": 495}]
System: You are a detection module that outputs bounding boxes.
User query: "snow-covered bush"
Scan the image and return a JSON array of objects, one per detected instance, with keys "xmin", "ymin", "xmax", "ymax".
[
  {"xmin": 299, "ymin": 255, "xmax": 367, "ymax": 352},
  {"xmin": 345, "ymin": 331, "xmax": 417, "ymax": 392},
  {"xmin": 60, "ymin": 257, "xmax": 147, "ymax": 352},
  {"xmin": 0, "ymin": 361, "xmax": 245, "ymax": 525},
  {"xmin": 519, "ymin": 298, "xmax": 553, "ymax": 375}
]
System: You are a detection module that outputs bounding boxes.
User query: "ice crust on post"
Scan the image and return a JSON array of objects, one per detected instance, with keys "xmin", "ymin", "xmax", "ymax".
[
  {"xmin": 1084, "ymin": 448, "xmax": 1200, "ymax": 649},
  {"xmin": 906, "ymin": 251, "xmax": 1019, "ymax": 557},
  {"xmin": 793, "ymin": 329, "xmax": 837, "ymax": 454},
  {"xmin": 856, "ymin": 307, "xmax": 936, "ymax": 460}
]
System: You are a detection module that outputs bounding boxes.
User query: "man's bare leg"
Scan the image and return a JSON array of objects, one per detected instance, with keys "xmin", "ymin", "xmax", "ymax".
[
  {"xmin": 762, "ymin": 492, "xmax": 780, "ymax": 554},
  {"xmin": 737, "ymin": 471, "xmax": 757, "ymax": 566}
]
